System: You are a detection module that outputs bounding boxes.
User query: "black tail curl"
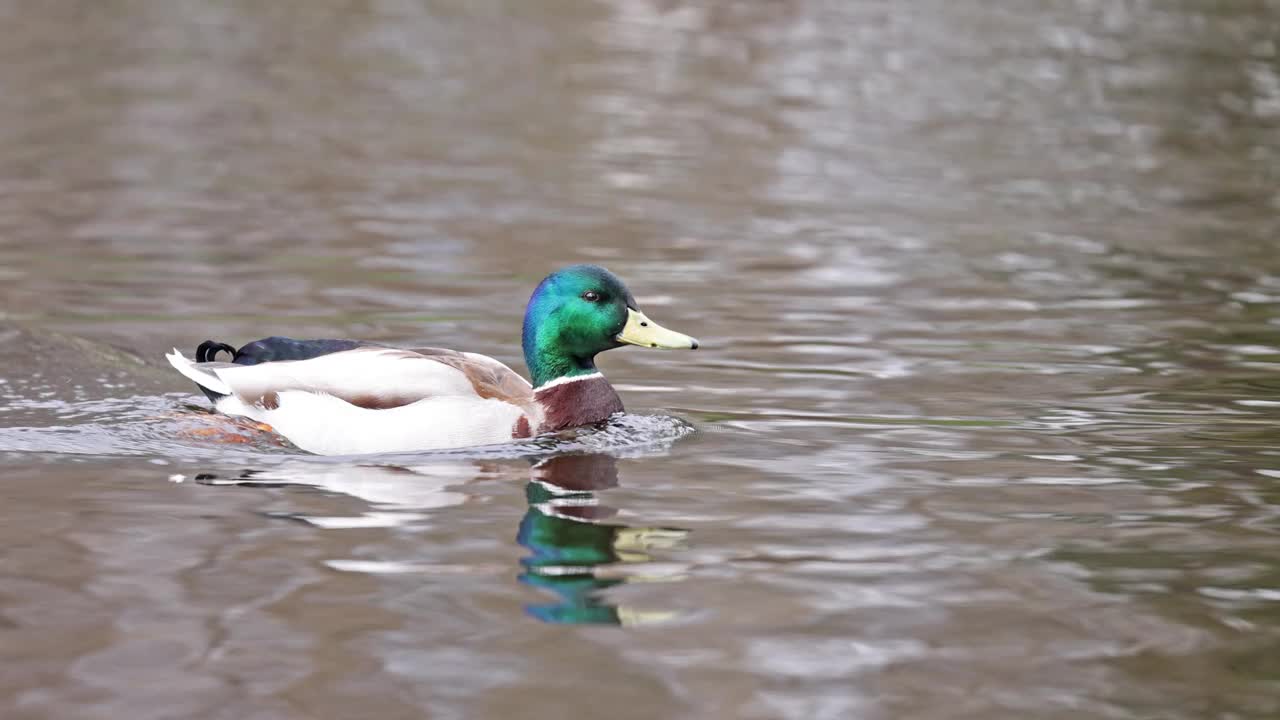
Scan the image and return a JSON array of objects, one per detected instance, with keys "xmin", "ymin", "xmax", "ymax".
[{"xmin": 195, "ymin": 340, "xmax": 238, "ymax": 363}]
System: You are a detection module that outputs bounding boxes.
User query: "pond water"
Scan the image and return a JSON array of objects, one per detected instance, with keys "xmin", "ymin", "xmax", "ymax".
[{"xmin": 2, "ymin": 1, "xmax": 1280, "ymax": 718}]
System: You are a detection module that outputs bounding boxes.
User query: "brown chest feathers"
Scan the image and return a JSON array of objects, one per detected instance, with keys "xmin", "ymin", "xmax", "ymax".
[{"xmin": 528, "ymin": 374, "xmax": 624, "ymax": 434}]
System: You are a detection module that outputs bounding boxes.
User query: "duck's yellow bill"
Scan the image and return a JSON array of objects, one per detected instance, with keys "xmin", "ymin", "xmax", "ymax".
[{"xmin": 616, "ymin": 308, "xmax": 699, "ymax": 350}]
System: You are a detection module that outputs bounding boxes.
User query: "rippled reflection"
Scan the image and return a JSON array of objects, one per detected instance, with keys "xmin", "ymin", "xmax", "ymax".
[
  {"xmin": 184, "ymin": 446, "xmax": 691, "ymax": 626},
  {"xmin": 520, "ymin": 454, "xmax": 686, "ymax": 625}
]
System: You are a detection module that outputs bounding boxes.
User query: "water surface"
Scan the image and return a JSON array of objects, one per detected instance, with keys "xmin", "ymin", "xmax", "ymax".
[{"xmin": 3, "ymin": 1, "xmax": 1280, "ymax": 718}]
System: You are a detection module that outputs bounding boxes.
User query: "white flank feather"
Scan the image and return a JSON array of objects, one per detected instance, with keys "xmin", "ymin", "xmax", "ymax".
[
  {"xmin": 215, "ymin": 391, "xmax": 524, "ymax": 455},
  {"xmin": 206, "ymin": 347, "xmax": 479, "ymax": 402}
]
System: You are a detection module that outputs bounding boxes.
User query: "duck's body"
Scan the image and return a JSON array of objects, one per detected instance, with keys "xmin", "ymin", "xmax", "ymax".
[
  {"xmin": 167, "ymin": 265, "xmax": 696, "ymax": 455},
  {"xmin": 169, "ymin": 344, "xmax": 620, "ymax": 454}
]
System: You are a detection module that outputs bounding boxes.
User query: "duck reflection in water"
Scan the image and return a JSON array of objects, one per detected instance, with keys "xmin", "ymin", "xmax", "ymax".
[
  {"xmin": 519, "ymin": 453, "xmax": 686, "ymax": 626},
  {"xmin": 191, "ymin": 451, "xmax": 688, "ymax": 626}
]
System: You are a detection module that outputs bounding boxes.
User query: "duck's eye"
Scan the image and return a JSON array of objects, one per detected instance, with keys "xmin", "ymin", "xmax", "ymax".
[{"xmin": 582, "ymin": 291, "xmax": 601, "ymax": 302}]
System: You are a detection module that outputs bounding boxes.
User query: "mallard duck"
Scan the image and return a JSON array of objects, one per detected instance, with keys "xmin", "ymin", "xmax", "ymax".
[{"xmin": 167, "ymin": 264, "xmax": 698, "ymax": 455}]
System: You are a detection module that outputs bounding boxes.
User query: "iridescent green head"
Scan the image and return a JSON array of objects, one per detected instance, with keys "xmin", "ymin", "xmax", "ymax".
[{"xmin": 521, "ymin": 265, "xmax": 698, "ymax": 388}]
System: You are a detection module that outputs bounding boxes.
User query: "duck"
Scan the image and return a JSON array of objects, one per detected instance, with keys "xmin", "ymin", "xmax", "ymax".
[{"xmin": 166, "ymin": 264, "xmax": 698, "ymax": 455}]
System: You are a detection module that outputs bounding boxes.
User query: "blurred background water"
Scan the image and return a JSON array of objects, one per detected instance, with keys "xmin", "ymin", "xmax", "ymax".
[{"xmin": 2, "ymin": 1, "xmax": 1280, "ymax": 718}]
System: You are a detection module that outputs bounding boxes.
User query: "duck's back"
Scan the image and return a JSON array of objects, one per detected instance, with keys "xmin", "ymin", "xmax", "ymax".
[{"xmin": 198, "ymin": 336, "xmax": 374, "ymax": 366}]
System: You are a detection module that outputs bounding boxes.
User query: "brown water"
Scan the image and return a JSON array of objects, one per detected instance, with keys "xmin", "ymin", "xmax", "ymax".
[{"xmin": 3, "ymin": 1, "xmax": 1280, "ymax": 718}]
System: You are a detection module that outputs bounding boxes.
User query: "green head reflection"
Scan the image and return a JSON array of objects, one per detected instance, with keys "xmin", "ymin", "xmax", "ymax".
[{"xmin": 517, "ymin": 454, "xmax": 687, "ymax": 626}]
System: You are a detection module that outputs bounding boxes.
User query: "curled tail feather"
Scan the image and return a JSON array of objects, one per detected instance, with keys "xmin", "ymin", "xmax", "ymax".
[{"xmin": 196, "ymin": 340, "xmax": 238, "ymax": 363}]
